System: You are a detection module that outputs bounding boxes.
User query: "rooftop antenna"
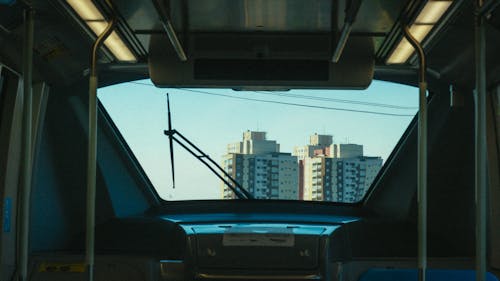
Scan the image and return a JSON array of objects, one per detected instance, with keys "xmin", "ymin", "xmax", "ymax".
[{"xmin": 163, "ymin": 94, "xmax": 252, "ymax": 199}]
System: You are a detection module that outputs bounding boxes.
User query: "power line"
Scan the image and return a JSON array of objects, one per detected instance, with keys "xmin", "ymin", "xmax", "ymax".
[
  {"xmin": 253, "ymin": 91, "xmax": 417, "ymax": 110},
  {"xmin": 129, "ymin": 81, "xmax": 415, "ymax": 117},
  {"xmin": 130, "ymin": 81, "xmax": 415, "ymax": 110},
  {"xmin": 179, "ymin": 89, "xmax": 415, "ymax": 117}
]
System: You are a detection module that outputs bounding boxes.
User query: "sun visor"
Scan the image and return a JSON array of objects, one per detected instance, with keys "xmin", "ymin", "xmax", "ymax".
[{"xmin": 149, "ymin": 33, "xmax": 374, "ymax": 90}]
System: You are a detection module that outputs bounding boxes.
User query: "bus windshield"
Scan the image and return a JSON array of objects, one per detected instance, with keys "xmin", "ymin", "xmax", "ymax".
[{"xmin": 98, "ymin": 80, "xmax": 418, "ymax": 202}]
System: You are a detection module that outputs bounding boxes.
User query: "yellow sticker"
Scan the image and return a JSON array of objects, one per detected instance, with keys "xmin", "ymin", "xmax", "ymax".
[{"xmin": 38, "ymin": 262, "xmax": 86, "ymax": 273}]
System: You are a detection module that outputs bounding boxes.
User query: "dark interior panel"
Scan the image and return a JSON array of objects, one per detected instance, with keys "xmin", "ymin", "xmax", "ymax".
[{"xmin": 29, "ymin": 82, "xmax": 157, "ymax": 252}]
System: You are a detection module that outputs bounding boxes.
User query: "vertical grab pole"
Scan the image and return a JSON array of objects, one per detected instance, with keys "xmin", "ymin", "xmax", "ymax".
[
  {"xmin": 86, "ymin": 7, "xmax": 116, "ymax": 281},
  {"xmin": 474, "ymin": 1, "xmax": 487, "ymax": 281},
  {"xmin": 19, "ymin": 8, "xmax": 34, "ymax": 281},
  {"xmin": 402, "ymin": 25, "xmax": 427, "ymax": 281}
]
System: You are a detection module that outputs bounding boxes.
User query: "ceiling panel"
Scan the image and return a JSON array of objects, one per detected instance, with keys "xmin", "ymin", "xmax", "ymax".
[{"xmin": 185, "ymin": 0, "xmax": 332, "ymax": 32}]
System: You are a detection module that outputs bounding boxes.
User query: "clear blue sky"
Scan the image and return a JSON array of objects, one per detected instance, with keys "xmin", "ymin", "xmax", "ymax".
[{"xmin": 98, "ymin": 80, "xmax": 418, "ymax": 200}]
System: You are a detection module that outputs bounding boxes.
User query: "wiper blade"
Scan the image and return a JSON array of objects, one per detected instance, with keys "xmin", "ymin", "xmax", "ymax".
[
  {"xmin": 164, "ymin": 93, "xmax": 252, "ymax": 200},
  {"xmin": 167, "ymin": 93, "xmax": 175, "ymax": 188}
]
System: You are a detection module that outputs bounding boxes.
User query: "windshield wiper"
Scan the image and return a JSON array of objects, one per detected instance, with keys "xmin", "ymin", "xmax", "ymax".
[{"xmin": 164, "ymin": 93, "xmax": 253, "ymax": 200}]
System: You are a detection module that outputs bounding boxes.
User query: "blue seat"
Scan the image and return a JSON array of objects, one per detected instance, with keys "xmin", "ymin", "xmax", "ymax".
[{"xmin": 359, "ymin": 269, "xmax": 499, "ymax": 281}]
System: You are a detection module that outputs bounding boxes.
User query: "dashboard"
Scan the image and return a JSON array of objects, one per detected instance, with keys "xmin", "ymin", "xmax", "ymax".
[
  {"xmin": 168, "ymin": 222, "xmax": 340, "ymax": 280},
  {"xmin": 32, "ymin": 200, "xmax": 471, "ymax": 281}
]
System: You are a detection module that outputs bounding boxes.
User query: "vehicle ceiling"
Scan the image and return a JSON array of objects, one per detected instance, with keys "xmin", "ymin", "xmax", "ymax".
[{"xmin": 1, "ymin": 0, "xmax": 500, "ymax": 91}]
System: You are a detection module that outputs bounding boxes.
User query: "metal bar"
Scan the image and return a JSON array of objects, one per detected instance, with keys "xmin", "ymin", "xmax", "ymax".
[
  {"xmin": 203, "ymin": 155, "xmax": 251, "ymax": 198},
  {"xmin": 166, "ymin": 94, "xmax": 175, "ymax": 188},
  {"xmin": 173, "ymin": 131, "xmax": 252, "ymax": 199},
  {"xmin": 479, "ymin": 0, "xmax": 500, "ymax": 17},
  {"xmin": 58, "ymin": 0, "xmax": 114, "ymax": 61},
  {"xmin": 18, "ymin": 8, "xmax": 34, "ymax": 281},
  {"xmin": 160, "ymin": 19, "xmax": 187, "ymax": 61},
  {"xmin": 86, "ymin": 2, "xmax": 116, "ymax": 280},
  {"xmin": 98, "ymin": 62, "xmax": 148, "ymax": 71},
  {"xmin": 152, "ymin": 0, "xmax": 187, "ymax": 61},
  {"xmin": 403, "ymin": 25, "xmax": 427, "ymax": 281},
  {"xmin": 173, "ymin": 131, "xmax": 253, "ymax": 199},
  {"xmin": 416, "ymin": 82, "xmax": 428, "ymax": 281},
  {"xmin": 414, "ymin": 0, "xmax": 466, "ymax": 66},
  {"xmin": 475, "ymin": 0, "xmax": 488, "ymax": 280},
  {"xmin": 490, "ymin": 86, "xmax": 500, "ymax": 270},
  {"xmin": 170, "ymin": 136, "xmax": 248, "ymax": 199},
  {"xmin": 332, "ymin": 23, "xmax": 352, "ymax": 63},
  {"xmin": 374, "ymin": 65, "xmax": 440, "ymax": 80},
  {"xmin": 331, "ymin": 0, "xmax": 362, "ymax": 63}
]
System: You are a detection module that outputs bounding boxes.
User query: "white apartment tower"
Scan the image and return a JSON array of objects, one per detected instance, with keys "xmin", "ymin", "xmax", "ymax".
[
  {"xmin": 222, "ymin": 131, "xmax": 298, "ymax": 200},
  {"xmin": 293, "ymin": 134, "xmax": 333, "ymax": 199}
]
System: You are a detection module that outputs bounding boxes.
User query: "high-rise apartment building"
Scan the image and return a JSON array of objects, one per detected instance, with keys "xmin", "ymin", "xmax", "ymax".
[
  {"xmin": 293, "ymin": 134, "xmax": 333, "ymax": 198},
  {"xmin": 222, "ymin": 131, "xmax": 298, "ymax": 199},
  {"xmin": 297, "ymin": 135, "xmax": 382, "ymax": 202},
  {"xmin": 223, "ymin": 131, "xmax": 381, "ymax": 202},
  {"xmin": 302, "ymin": 155, "xmax": 382, "ymax": 202}
]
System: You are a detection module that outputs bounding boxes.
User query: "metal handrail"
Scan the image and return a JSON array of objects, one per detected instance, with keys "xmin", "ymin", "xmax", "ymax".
[
  {"xmin": 18, "ymin": 7, "xmax": 34, "ymax": 281},
  {"xmin": 475, "ymin": 1, "xmax": 488, "ymax": 281},
  {"xmin": 402, "ymin": 25, "xmax": 427, "ymax": 281},
  {"xmin": 86, "ymin": 1, "xmax": 116, "ymax": 280}
]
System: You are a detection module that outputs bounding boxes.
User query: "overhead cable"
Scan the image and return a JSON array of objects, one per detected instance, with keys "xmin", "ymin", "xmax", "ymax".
[{"xmin": 129, "ymin": 82, "xmax": 415, "ymax": 117}]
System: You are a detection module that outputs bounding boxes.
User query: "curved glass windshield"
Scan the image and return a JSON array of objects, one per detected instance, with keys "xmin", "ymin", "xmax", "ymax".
[{"xmin": 98, "ymin": 80, "xmax": 418, "ymax": 202}]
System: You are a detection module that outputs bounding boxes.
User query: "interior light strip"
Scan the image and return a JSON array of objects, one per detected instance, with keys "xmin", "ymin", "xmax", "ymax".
[
  {"xmin": 66, "ymin": 0, "xmax": 136, "ymax": 62},
  {"xmin": 387, "ymin": 0, "xmax": 452, "ymax": 64}
]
